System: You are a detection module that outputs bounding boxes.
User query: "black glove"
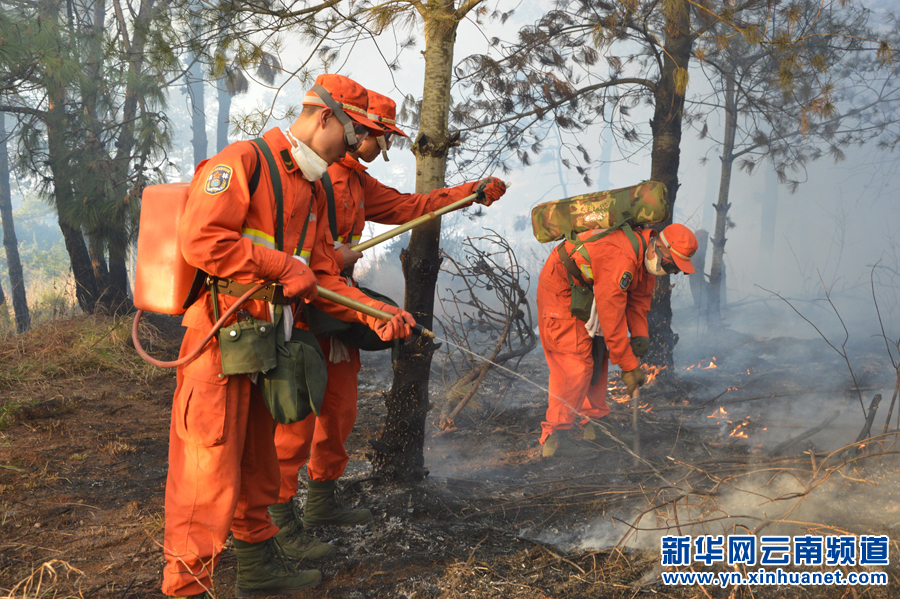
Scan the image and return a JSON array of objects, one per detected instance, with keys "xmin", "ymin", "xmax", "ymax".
[
  {"xmin": 630, "ymin": 336, "xmax": 649, "ymax": 358},
  {"xmin": 621, "ymin": 367, "xmax": 646, "ymax": 396}
]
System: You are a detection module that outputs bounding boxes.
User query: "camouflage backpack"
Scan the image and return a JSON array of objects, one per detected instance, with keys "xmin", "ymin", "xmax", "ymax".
[
  {"xmin": 532, "ymin": 181, "xmax": 669, "ymax": 320},
  {"xmin": 531, "ymin": 181, "xmax": 669, "ymax": 244}
]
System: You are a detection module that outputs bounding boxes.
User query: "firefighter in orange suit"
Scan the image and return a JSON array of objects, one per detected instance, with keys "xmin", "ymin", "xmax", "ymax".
[
  {"xmin": 271, "ymin": 89, "xmax": 507, "ymax": 530},
  {"xmin": 162, "ymin": 74, "xmax": 416, "ymax": 599},
  {"xmin": 537, "ymin": 223, "xmax": 698, "ymax": 458}
]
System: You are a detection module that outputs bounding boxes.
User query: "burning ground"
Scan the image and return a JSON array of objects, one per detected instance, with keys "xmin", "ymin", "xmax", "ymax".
[{"xmin": 1, "ymin": 312, "xmax": 899, "ymax": 599}]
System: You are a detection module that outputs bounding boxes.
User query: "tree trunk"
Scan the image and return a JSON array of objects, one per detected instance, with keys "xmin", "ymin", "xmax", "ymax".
[
  {"xmin": 688, "ymin": 229, "xmax": 708, "ymax": 312},
  {"xmin": 217, "ymin": 85, "xmax": 231, "ymax": 153},
  {"xmin": 107, "ymin": 239, "xmax": 131, "ymax": 313},
  {"xmin": 81, "ymin": 0, "xmax": 128, "ymax": 316},
  {"xmin": 0, "ymin": 113, "xmax": 30, "ymax": 332},
  {"xmin": 371, "ymin": 2, "xmax": 460, "ymax": 481},
  {"xmin": 646, "ymin": 0, "xmax": 693, "ymax": 372},
  {"xmin": 59, "ymin": 218, "xmax": 99, "ymax": 314},
  {"xmin": 45, "ymin": 66, "xmax": 99, "ymax": 313},
  {"xmin": 107, "ymin": 0, "xmax": 157, "ymax": 314},
  {"xmin": 89, "ymin": 233, "xmax": 110, "ymax": 292},
  {"xmin": 707, "ymin": 71, "xmax": 737, "ymax": 326},
  {"xmin": 186, "ymin": 19, "xmax": 208, "ymax": 165}
]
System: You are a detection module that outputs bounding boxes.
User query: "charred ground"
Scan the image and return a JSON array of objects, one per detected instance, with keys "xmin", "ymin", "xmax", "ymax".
[{"xmin": 0, "ymin": 312, "xmax": 898, "ymax": 599}]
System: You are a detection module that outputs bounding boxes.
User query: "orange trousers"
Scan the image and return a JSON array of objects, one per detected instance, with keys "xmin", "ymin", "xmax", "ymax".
[
  {"xmin": 274, "ymin": 337, "xmax": 362, "ymax": 501},
  {"xmin": 537, "ymin": 280, "xmax": 610, "ymax": 444},
  {"xmin": 162, "ymin": 327, "xmax": 280, "ymax": 597}
]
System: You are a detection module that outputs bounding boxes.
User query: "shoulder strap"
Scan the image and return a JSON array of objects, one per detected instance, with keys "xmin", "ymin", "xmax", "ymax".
[
  {"xmin": 557, "ymin": 242, "xmax": 590, "ymax": 288},
  {"xmin": 248, "ymin": 143, "xmax": 262, "ymax": 196},
  {"xmin": 321, "ymin": 171, "xmax": 338, "ymax": 242},
  {"xmin": 253, "ymin": 137, "xmax": 283, "ymax": 252},
  {"xmin": 295, "ymin": 200, "xmax": 313, "ymax": 258},
  {"xmin": 567, "ymin": 221, "xmax": 644, "ymax": 264}
]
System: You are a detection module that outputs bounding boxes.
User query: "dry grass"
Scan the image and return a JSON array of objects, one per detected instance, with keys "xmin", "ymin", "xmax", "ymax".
[
  {"xmin": 99, "ymin": 439, "xmax": 136, "ymax": 456},
  {"xmin": 0, "ymin": 313, "xmax": 176, "ymax": 428},
  {"xmin": 0, "ymin": 559, "xmax": 85, "ymax": 599}
]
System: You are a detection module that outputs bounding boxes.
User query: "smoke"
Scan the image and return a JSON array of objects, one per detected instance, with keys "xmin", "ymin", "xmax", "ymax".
[{"xmin": 575, "ymin": 452, "xmax": 900, "ymax": 554}]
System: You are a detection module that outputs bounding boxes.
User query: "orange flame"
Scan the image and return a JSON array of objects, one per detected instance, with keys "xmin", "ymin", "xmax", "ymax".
[
  {"xmin": 729, "ymin": 423, "xmax": 749, "ymax": 439},
  {"xmin": 708, "ymin": 407, "xmax": 728, "ymax": 418},
  {"xmin": 687, "ymin": 357, "xmax": 718, "ymax": 371},
  {"xmin": 609, "ymin": 364, "xmax": 667, "ymax": 404},
  {"xmin": 644, "ymin": 364, "xmax": 666, "ymax": 384}
]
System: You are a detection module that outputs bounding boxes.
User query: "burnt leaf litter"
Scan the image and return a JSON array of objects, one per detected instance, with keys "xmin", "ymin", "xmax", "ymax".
[{"xmin": 0, "ymin": 313, "xmax": 898, "ymax": 598}]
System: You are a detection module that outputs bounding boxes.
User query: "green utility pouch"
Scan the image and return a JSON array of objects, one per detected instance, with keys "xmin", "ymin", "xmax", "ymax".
[
  {"xmin": 257, "ymin": 308, "xmax": 327, "ymax": 424},
  {"xmin": 303, "ymin": 287, "xmax": 399, "ymax": 352},
  {"xmin": 557, "ymin": 243, "xmax": 594, "ymax": 322},
  {"xmin": 569, "ymin": 282, "xmax": 593, "ymax": 322},
  {"xmin": 218, "ymin": 316, "xmax": 278, "ymax": 376},
  {"xmin": 211, "ymin": 275, "xmax": 278, "ymax": 376}
]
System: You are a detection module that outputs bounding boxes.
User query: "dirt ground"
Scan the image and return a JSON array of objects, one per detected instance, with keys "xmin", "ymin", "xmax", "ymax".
[{"xmin": 1, "ymin": 312, "xmax": 899, "ymax": 599}]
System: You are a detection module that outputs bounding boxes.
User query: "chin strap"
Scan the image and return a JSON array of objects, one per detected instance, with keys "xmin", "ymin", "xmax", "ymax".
[{"xmin": 377, "ymin": 135, "xmax": 390, "ymax": 161}]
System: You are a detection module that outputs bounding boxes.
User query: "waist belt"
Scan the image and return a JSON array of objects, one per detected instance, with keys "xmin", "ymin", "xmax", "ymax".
[{"xmin": 207, "ymin": 277, "xmax": 289, "ymax": 304}]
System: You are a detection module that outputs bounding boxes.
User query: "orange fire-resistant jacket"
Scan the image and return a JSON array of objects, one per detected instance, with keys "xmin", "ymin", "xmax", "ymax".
[
  {"xmin": 180, "ymin": 129, "xmax": 387, "ymax": 332},
  {"xmin": 541, "ymin": 228, "xmax": 657, "ymax": 373},
  {"xmin": 326, "ymin": 155, "xmax": 479, "ymax": 269}
]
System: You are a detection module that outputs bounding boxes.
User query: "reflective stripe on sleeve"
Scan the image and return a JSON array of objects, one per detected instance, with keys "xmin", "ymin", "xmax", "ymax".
[{"xmin": 241, "ymin": 228, "xmax": 276, "ymax": 249}]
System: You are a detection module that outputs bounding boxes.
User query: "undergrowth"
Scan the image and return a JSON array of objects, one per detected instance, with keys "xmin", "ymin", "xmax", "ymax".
[{"xmin": 0, "ymin": 314, "xmax": 176, "ymax": 427}]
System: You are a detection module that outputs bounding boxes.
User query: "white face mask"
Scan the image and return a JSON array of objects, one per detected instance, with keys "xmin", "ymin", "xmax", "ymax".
[
  {"xmin": 286, "ymin": 129, "xmax": 328, "ymax": 181},
  {"xmin": 644, "ymin": 239, "xmax": 667, "ymax": 276}
]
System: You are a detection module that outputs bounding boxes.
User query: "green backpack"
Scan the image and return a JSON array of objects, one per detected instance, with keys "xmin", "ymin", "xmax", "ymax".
[{"xmin": 531, "ymin": 181, "xmax": 668, "ymax": 243}]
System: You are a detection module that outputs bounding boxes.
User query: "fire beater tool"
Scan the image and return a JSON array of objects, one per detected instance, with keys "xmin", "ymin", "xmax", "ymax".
[
  {"xmin": 314, "ymin": 285, "xmax": 434, "ymax": 339},
  {"xmin": 351, "ymin": 183, "xmax": 510, "ymax": 253}
]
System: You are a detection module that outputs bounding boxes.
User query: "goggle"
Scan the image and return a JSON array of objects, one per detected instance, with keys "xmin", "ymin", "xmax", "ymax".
[
  {"xmin": 348, "ymin": 123, "xmax": 370, "ymax": 151},
  {"xmin": 311, "ymin": 84, "xmax": 369, "ymax": 151}
]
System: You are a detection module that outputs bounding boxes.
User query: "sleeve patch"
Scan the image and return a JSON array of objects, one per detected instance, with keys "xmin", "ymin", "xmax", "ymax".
[
  {"xmin": 619, "ymin": 271, "xmax": 633, "ymax": 291},
  {"xmin": 205, "ymin": 165, "xmax": 233, "ymax": 194}
]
